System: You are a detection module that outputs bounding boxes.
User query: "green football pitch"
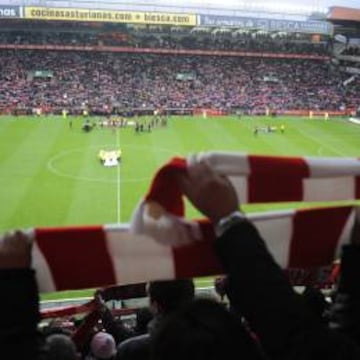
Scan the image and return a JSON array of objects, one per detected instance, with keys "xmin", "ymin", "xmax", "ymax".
[
  {"xmin": 1, "ymin": 115, "xmax": 359, "ymax": 300},
  {"xmin": 1, "ymin": 114, "xmax": 359, "ymax": 233}
]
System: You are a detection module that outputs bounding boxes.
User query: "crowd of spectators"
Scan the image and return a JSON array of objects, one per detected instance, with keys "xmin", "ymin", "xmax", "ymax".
[
  {"xmin": 0, "ymin": 50, "xmax": 358, "ymax": 114},
  {"xmin": 2, "ymin": 16, "xmax": 360, "ymax": 360},
  {"xmin": 342, "ymin": 46, "xmax": 360, "ymax": 57},
  {"xmin": 0, "ymin": 29, "xmax": 330, "ymax": 55},
  {"xmin": 0, "ymin": 31, "xmax": 99, "ymax": 46},
  {"xmin": 128, "ymin": 32, "xmax": 329, "ymax": 55}
]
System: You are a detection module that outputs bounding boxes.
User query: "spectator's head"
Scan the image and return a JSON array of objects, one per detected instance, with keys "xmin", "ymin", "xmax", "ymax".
[
  {"xmin": 134, "ymin": 307, "xmax": 154, "ymax": 335},
  {"xmin": 214, "ymin": 276, "xmax": 228, "ymax": 300},
  {"xmin": 90, "ymin": 331, "xmax": 116, "ymax": 359},
  {"xmin": 45, "ymin": 333, "xmax": 79, "ymax": 360},
  {"xmin": 301, "ymin": 286, "xmax": 329, "ymax": 323},
  {"xmin": 44, "ymin": 318, "xmax": 75, "ymax": 335},
  {"xmin": 147, "ymin": 279, "xmax": 195, "ymax": 316},
  {"xmin": 151, "ymin": 298, "xmax": 265, "ymax": 360}
]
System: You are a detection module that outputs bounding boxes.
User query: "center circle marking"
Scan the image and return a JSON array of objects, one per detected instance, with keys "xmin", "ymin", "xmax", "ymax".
[{"xmin": 47, "ymin": 144, "xmax": 176, "ymax": 183}]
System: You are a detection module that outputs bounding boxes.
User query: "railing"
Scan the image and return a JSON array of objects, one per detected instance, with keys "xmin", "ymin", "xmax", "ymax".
[{"xmin": 0, "ymin": 43, "xmax": 330, "ymax": 60}]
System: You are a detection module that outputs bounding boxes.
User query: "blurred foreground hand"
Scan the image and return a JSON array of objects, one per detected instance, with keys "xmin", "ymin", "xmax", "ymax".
[
  {"xmin": 178, "ymin": 161, "xmax": 239, "ymax": 223},
  {"xmin": 0, "ymin": 230, "xmax": 32, "ymax": 269}
]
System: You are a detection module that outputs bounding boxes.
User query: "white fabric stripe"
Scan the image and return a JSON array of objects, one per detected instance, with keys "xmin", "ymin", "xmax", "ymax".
[
  {"xmin": 334, "ymin": 208, "xmax": 356, "ymax": 259},
  {"xmin": 253, "ymin": 211, "xmax": 295, "ymax": 268},
  {"xmin": 105, "ymin": 227, "xmax": 175, "ymax": 285},
  {"xmin": 190, "ymin": 152, "xmax": 250, "ymax": 203},
  {"xmin": 130, "ymin": 202, "xmax": 202, "ymax": 247},
  {"xmin": 229, "ymin": 175, "xmax": 249, "ymax": 204},
  {"xmin": 197, "ymin": 153, "xmax": 360, "ymax": 178},
  {"xmin": 249, "ymin": 208, "xmax": 296, "ymax": 222},
  {"xmin": 32, "ymin": 241, "xmax": 56, "ymax": 293},
  {"xmin": 306, "ymin": 157, "xmax": 360, "ymax": 178},
  {"xmin": 303, "ymin": 177, "xmax": 356, "ymax": 202},
  {"xmin": 196, "ymin": 151, "xmax": 251, "ymax": 176}
]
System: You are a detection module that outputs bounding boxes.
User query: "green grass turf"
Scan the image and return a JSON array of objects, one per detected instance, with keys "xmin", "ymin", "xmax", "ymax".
[
  {"xmin": 40, "ymin": 277, "xmax": 215, "ymax": 301},
  {"xmin": 1, "ymin": 114, "xmax": 359, "ymax": 300}
]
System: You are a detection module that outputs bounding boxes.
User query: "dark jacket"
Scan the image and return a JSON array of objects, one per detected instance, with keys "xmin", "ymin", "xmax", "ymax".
[
  {"xmin": 115, "ymin": 317, "xmax": 164, "ymax": 360},
  {"xmin": 116, "ymin": 333, "xmax": 151, "ymax": 360},
  {"xmin": 0, "ymin": 268, "xmax": 42, "ymax": 359},
  {"xmin": 215, "ymin": 220, "xmax": 360, "ymax": 360},
  {"xmin": 329, "ymin": 244, "xmax": 360, "ymax": 346}
]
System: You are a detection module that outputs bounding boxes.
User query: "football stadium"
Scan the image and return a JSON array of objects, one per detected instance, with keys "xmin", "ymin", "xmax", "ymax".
[{"xmin": 2, "ymin": 0, "xmax": 360, "ymax": 357}]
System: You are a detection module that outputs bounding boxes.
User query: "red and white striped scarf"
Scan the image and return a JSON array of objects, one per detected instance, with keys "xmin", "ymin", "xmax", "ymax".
[{"xmin": 31, "ymin": 152, "xmax": 360, "ymax": 293}]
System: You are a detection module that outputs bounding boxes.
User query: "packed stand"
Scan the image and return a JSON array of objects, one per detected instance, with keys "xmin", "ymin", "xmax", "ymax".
[
  {"xmin": 128, "ymin": 32, "xmax": 330, "ymax": 55},
  {"xmin": 341, "ymin": 46, "xmax": 360, "ymax": 56},
  {"xmin": 0, "ymin": 50, "xmax": 358, "ymax": 114}
]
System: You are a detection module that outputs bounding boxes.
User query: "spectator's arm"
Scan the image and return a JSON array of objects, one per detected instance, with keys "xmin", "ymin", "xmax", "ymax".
[
  {"xmin": 95, "ymin": 290, "xmax": 133, "ymax": 344},
  {"xmin": 180, "ymin": 162, "xmax": 360, "ymax": 360},
  {"xmin": 0, "ymin": 230, "xmax": 41, "ymax": 357},
  {"xmin": 71, "ymin": 308, "xmax": 101, "ymax": 353},
  {"xmin": 214, "ymin": 220, "xmax": 315, "ymax": 359},
  {"xmin": 329, "ymin": 207, "xmax": 360, "ymax": 345}
]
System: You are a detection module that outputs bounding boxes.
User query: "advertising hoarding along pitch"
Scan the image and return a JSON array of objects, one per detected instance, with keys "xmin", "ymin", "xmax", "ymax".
[
  {"xmin": 24, "ymin": 7, "xmax": 197, "ymax": 26},
  {"xmin": 0, "ymin": 5, "xmax": 20, "ymax": 18},
  {"xmin": 200, "ymin": 15, "xmax": 332, "ymax": 35}
]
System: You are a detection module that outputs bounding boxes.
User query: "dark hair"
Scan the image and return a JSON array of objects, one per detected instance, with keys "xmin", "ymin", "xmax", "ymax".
[
  {"xmin": 45, "ymin": 334, "xmax": 78, "ymax": 360},
  {"xmin": 41, "ymin": 326, "xmax": 73, "ymax": 338},
  {"xmin": 135, "ymin": 307, "xmax": 154, "ymax": 335},
  {"xmin": 147, "ymin": 279, "xmax": 195, "ymax": 315},
  {"xmin": 301, "ymin": 286, "xmax": 329, "ymax": 324},
  {"xmin": 151, "ymin": 298, "xmax": 266, "ymax": 360}
]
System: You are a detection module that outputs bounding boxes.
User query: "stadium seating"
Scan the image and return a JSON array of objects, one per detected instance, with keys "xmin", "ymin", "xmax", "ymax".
[{"xmin": 0, "ymin": 50, "xmax": 359, "ymax": 114}]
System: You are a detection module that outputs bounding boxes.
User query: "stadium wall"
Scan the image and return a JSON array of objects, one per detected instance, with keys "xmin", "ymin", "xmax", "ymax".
[{"xmin": 194, "ymin": 109, "xmax": 351, "ymax": 117}]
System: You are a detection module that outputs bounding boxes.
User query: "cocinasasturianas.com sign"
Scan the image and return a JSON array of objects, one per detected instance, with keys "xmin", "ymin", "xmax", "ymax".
[{"xmin": 24, "ymin": 7, "xmax": 197, "ymax": 26}]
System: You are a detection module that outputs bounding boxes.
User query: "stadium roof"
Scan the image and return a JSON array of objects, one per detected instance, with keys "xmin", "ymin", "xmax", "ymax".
[
  {"xmin": 13, "ymin": 0, "xmax": 357, "ymax": 15},
  {"xmin": 153, "ymin": 0, "xmax": 360, "ymax": 12},
  {"xmin": 3, "ymin": 0, "xmax": 358, "ymax": 35}
]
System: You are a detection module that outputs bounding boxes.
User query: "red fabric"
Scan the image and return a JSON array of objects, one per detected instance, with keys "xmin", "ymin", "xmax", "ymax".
[
  {"xmin": 145, "ymin": 157, "xmax": 187, "ymax": 216},
  {"xmin": 173, "ymin": 221, "xmax": 223, "ymax": 278},
  {"xmin": 356, "ymin": 176, "xmax": 360, "ymax": 199},
  {"xmin": 288, "ymin": 206, "xmax": 352, "ymax": 267},
  {"xmin": 40, "ymin": 284, "xmax": 147, "ymax": 318},
  {"xmin": 41, "ymin": 301, "xmax": 95, "ymax": 319},
  {"xmin": 72, "ymin": 309, "xmax": 101, "ymax": 352},
  {"xmin": 248, "ymin": 155, "xmax": 310, "ymax": 203},
  {"xmin": 143, "ymin": 158, "xmax": 222, "ymax": 277},
  {"xmin": 329, "ymin": 262, "xmax": 341, "ymax": 285},
  {"xmin": 31, "ymin": 155, "xmax": 360, "ymax": 293},
  {"xmin": 35, "ymin": 226, "xmax": 116, "ymax": 290},
  {"xmin": 140, "ymin": 157, "xmax": 355, "ymax": 284}
]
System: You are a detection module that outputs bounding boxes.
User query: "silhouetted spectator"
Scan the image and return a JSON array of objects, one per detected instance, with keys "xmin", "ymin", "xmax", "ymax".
[
  {"xmin": 133, "ymin": 307, "xmax": 153, "ymax": 335},
  {"xmin": 45, "ymin": 333, "xmax": 79, "ymax": 360},
  {"xmin": 116, "ymin": 279, "xmax": 194, "ymax": 360}
]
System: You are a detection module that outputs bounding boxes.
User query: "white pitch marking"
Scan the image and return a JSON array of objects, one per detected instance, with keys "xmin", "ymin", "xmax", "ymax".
[
  {"xmin": 116, "ymin": 130, "xmax": 121, "ymax": 224},
  {"xmin": 46, "ymin": 144, "xmax": 175, "ymax": 184}
]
